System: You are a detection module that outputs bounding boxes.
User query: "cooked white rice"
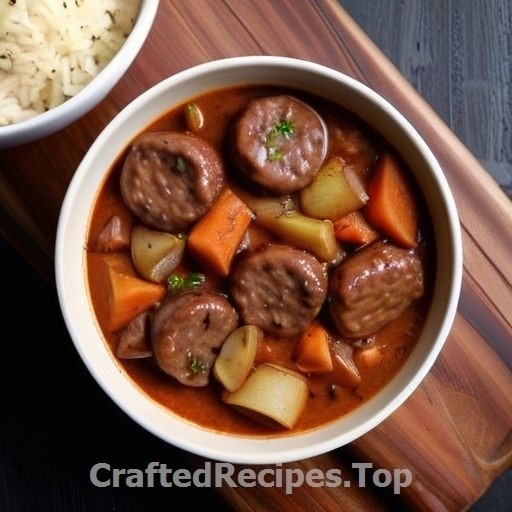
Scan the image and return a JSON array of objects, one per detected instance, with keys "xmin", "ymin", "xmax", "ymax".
[{"xmin": 0, "ymin": 0, "xmax": 141, "ymax": 126}]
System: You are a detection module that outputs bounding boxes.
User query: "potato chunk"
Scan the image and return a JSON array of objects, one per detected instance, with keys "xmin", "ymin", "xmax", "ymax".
[
  {"xmin": 300, "ymin": 156, "xmax": 368, "ymax": 220},
  {"xmin": 223, "ymin": 363, "xmax": 309, "ymax": 429},
  {"xmin": 131, "ymin": 225, "xmax": 185, "ymax": 283},
  {"xmin": 213, "ymin": 325, "xmax": 262, "ymax": 392},
  {"xmin": 243, "ymin": 195, "xmax": 339, "ymax": 262}
]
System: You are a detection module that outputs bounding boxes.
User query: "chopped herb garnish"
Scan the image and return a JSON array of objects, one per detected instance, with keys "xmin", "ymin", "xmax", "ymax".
[
  {"xmin": 175, "ymin": 156, "xmax": 187, "ymax": 173},
  {"xmin": 274, "ymin": 119, "xmax": 295, "ymax": 138},
  {"xmin": 187, "ymin": 350, "xmax": 206, "ymax": 375},
  {"xmin": 267, "ymin": 147, "xmax": 284, "ymax": 161},
  {"xmin": 265, "ymin": 119, "xmax": 295, "ymax": 161},
  {"xmin": 167, "ymin": 272, "xmax": 205, "ymax": 294},
  {"xmin": 184, "ymin": 103, "xmax": 204, "ymax": 131}
]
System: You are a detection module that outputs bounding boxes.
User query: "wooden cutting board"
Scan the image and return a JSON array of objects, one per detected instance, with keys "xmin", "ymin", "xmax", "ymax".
[{"xmin": 1, "ymin": 1, "xmax": 511, "ymax": 510}]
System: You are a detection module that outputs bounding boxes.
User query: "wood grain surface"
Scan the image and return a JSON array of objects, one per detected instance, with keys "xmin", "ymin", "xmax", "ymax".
[{"xmin": 1, "ymin": 1, "xmax": 511, "ymax": 511}]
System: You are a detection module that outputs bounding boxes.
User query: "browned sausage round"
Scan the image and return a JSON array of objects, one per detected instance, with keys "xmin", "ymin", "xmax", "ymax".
[
  {"xmin": 329, "ymin": 241, "xmax": 424, "ymax": 339},
  {"xmin": 232, "ymin": 95, "xmax": 328, "ymax": 194},
  {"xmin": 230, "ymin": 244, "xmax": 328, "ymax": 337},
  {"xmin": 151, "ymin": 291, "xmax": 238, "ymax": 386},
  {"xmin": 120, "ymin": 131, "xmax": 224, "ymax": 233}
]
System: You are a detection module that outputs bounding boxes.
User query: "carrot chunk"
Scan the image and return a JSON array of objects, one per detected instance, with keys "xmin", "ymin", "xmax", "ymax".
[
  {"xmin": 364, "ymin": 153, "xmax": 420, "ymax": 248},
  {"xmin": 294, "ymin": 322, "xmax": 333, "ymax": 373},
  {"xmin": 333, "ymin": 210, "xmax": 380, "ymax": 246},
  {"xmin": 187, "ymin": 188, "xmax": 253, "ymax": 277},
  {"xmin": 89, "ymin": 252, "xmax": 165, "ymax": 332}
]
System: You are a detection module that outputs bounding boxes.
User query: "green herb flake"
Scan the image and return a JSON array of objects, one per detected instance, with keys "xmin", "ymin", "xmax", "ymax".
[
  {"xmin": 267, "ymin": 147, "xmax": 283, "ymax": 161},
  {"xmin": 186, "ymin": 272, "xmax": 205, "ymax": 288},
  {"xmin": 175, "ymin": 156, "xmax": 187, "ymax": 173},
  {"xmin": 274, "ymin": 119, "xmax": 295, "ymax": 138},
  {"xmin": 184, "ymin": 103, "xmax": 204, "ymax": 131},
  {"xmin": 265, "ymin": 119, "xmax": 295, "ymax": 161},
  {"xmin": 187, "ymin": 350, "xmax": 206, "ymax": 375},
  {"xmin": 167, "ymin": 274, "xmax": 185, "ymax": 293},
  {"xmin": 167, "ymin": 272, "xmax": 205, "ymax": 294}
]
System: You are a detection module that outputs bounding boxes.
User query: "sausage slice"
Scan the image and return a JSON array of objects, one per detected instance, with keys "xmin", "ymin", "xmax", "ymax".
[
  {"xmin": 230, "ymin": 244, "xmax": 328, "ymax": 337},
  {"xmin": 329, "ymin": 241, "xmax": 424, "ymax": 339},
  {"xmin": 232, "ymin": 95, "xmax": 328, "ymax": 194},
  {"xmin": 120, "ymin": 131, "xmax": 224, "ymax": 233},
  {"xmin": 151, "ymin": 291, "xmax": 238, "ymax": 386}
]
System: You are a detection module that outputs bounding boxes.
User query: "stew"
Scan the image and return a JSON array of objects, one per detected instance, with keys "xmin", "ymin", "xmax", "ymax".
[{"xmin": 86, "ymin": 85, "xmax": 434, "ymax": 436}]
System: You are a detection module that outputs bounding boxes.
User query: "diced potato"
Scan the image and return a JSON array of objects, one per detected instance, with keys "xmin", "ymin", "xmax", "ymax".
[
  {"xmin": 131, "ymin": 225, "xmax": 185, "ymax": 283},
  {"xmin": 300, "ymin": 156, "xmax": 369, "ymax": 220},
  {"xmin": 213, "ymin": 325, "xmax": 262, "ymax": 392},
  {"xmin": 243, "ymin": 195, "xmax": 339, "ymax": 262},
  {"xmin": 223, "ymin": 363, "xmax": 309, "ymax": 429}
]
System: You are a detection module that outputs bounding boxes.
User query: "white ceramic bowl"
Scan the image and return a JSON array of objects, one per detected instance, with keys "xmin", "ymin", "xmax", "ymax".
[
  {"xmin": 0, "ymin": 0, "xmax": 159, "ymax": 149},
  {"xmin": 55, "ymin": 56, "xmax": 463, "ymax": 464}
]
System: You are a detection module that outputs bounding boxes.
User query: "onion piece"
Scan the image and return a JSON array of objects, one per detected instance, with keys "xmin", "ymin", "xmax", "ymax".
[
  {"xmin": 96, "ymin": 215, "xmax": 131, "ymax": 252},
  {"xmin": 223, "ymin": 363, "xmax": 309, "ymax": 429},
  {"xmin": 331, "ymin": 340, "xmax": 361, "ymax": 387}
]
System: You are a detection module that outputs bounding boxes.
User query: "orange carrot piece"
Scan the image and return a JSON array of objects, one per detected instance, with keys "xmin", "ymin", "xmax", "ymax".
[
  {"xmin": 187, "ymin": 188, "xmax": 253, "ymax": 277},
  {"xmin": 90, "ymin": 252, "xmax": 165, "ymax": 332},
  {"xmin": 294, "ymin": 322, "xmax": 333, "ymax": 373},
  {"xmin": 364, "ymin": 153, "xmax": 420, "ymax": 248},
  {"xmin": 333, "ymin": 210, "xmax": 380, "ymax": 246}
]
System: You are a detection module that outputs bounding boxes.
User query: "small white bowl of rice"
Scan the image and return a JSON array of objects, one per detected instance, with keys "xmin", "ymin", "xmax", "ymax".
[{"xmin": 0, "ymin": 0, "xmax": 159, "ymax": 149}]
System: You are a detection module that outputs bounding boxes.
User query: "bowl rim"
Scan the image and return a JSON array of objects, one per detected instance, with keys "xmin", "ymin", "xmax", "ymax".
[
  {"xmin": 0, "ymin": 0, "xmax": 160, "ymax": 149},
  {"xmin": 55, "ymin": 55, "xmax": 463, "ymax": 464}
]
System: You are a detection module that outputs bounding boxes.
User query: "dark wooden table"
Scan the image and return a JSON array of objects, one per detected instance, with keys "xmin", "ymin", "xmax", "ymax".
[{"xmin": 1, "ymin": 1, "xmax": 511, "ymax": 511}]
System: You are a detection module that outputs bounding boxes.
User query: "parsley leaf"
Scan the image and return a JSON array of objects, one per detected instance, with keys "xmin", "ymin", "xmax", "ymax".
[
  {"xmin": 167, "ymin": 272, "xmax": 205, "ymax": 294},
  {"xmin": 187, "ymin": 350, "xmax": 207, "ymax": 375},
  {"xmin": 265, "ymin": 119, "xmax": 295, "ymax": 162}
]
